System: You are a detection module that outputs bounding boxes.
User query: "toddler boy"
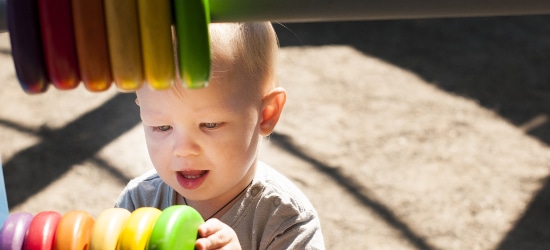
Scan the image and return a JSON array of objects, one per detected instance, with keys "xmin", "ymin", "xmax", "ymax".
[{"xmin": 115, "ymin": 22, "xmax": 325, "ymax": 249}]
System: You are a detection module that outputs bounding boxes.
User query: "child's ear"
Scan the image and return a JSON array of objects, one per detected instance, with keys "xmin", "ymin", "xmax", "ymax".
[
  {"xmin": 260, "ymin": 87, "xmax": 286, "ymax": 136},
  {"xmin": 135, "ymin": 97, "xmax": 140, "ymax": 106}
]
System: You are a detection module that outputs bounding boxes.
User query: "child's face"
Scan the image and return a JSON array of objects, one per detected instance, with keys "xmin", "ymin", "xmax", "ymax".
[{"xmin": 136, "ymin": 69, "xmax": 263, "ymax": 202}]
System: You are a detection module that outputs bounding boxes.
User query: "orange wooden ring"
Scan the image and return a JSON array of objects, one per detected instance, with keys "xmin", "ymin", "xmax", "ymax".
[
  {"xmin": 71, "ymin": 0, "xmax": 113, "ymax": 92},
  {"xmin": 55, "ymin": 211, "xmax": 94, "ymax": 250}
]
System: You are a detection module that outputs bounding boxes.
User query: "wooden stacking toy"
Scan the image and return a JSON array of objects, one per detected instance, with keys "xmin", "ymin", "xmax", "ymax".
[
  {"xmin": 0, "ymin": 159, "xmax": 201, "ymax": 250},
  {"xmin": 6, "ymin": 0, "xmax": 211, "ymax": 94},
  {"xmin": 0, "ymin": 206, "xmax": 204, "ymax": 250}
]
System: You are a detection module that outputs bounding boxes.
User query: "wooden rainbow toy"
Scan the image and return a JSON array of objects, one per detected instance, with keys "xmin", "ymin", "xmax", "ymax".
[
  {"xmin": 6, "ymin": 0, "xmax": 211, "ymax": 94},
  {"xmin": 0, "ymin": 206, "xmax": 204, "ymax": 250},
  {"xmin": 0, "ymin": 160, "xmax": 204, "ymax": 250},
  {"xmin": 5, "ymin": 0, "xmax": 550, "ymax": 94}
]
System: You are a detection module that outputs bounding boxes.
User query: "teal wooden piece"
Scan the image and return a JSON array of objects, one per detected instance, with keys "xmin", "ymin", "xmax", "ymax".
[{"xmin": 0, "ymin": 160, "xmax": 8, "ymax": 227}]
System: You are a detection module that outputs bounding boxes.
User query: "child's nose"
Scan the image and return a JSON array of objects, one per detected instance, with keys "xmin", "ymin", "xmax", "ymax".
[{"xmin": 173, "ymin": 133, "xmax": 200, "ymax": 157}]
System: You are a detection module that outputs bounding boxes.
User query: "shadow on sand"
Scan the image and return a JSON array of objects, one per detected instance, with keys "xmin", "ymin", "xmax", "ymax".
[
  {"xmin": 270, "ymin": 132, "xmax": 437, "ymax": 249},
  {"xmin": 1, "ymin": 93, "xmax": 139, "ymax": 208},
  {"xmin": 274, "ymin": 16, "xmax": 550, "ymax": 249}
]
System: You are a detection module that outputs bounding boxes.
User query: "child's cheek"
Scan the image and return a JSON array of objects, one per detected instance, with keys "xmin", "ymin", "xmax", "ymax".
[{"xmin": 145, "ymin": 133, "xmax": 170, "ymax": 157}]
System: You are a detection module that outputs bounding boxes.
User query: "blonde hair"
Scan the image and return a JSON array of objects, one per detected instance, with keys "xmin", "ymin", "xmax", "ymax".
[{"xmin": 209, "ymin": 22, "xmax": 278, "ymax": 97}]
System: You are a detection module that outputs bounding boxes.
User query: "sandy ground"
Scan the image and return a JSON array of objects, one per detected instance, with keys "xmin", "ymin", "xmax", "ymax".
[{"xmin": 1, "ymin": 15, "xmax": 550, "ymax": 249}]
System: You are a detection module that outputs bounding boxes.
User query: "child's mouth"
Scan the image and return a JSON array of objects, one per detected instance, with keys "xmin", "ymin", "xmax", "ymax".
[{"xmin": 177, "ymin": 170, "xmax": 208, "ymax": 190}]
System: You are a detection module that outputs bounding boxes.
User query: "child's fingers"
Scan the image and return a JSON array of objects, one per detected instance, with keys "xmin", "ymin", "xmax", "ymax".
[
  {"xmin": 197, "ymin": 218, "xmax": 224, "ymax": 237},
  {"xmin": 196, "ymin": 234, "xmax": 230, "ymax": 249},
  {"xmin": 196, "ymin": 218, "xmax": 240, "ymax": 250}
]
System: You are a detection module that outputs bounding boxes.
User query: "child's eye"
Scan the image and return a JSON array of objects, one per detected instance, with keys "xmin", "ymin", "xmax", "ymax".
[
  {"xmin": 153, "ymin": 125, "xmax": 172, "ymax": 132},
  {"xmin": 200, "ymin": 122, "xmax": 220, "ymax": 129}
]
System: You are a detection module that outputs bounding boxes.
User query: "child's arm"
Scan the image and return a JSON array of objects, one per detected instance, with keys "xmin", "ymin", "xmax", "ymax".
[{"xmin": 195, "ymin": 218, "xmax": 242, "ymax": 250}]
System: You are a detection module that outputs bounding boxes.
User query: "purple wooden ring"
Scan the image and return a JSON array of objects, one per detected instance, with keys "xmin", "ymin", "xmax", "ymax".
[
  {"xmin": 0, "ymin": 212, "xmax": 34, "ymax": 250},
  {"xmin": 6, "ymin": 0, "xmax": 50, "ymax": 93}
]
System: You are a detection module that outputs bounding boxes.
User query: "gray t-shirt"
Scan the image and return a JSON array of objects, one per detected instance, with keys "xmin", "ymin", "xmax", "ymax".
[{"xmin": 115, "ymin": 161, "xmax": 325, "ymax": 249}]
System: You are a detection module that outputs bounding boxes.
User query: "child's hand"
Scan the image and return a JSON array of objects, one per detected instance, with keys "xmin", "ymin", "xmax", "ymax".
[{"xmin": 195, "ymin": 218, "xmax": 242, "ymax": 250}]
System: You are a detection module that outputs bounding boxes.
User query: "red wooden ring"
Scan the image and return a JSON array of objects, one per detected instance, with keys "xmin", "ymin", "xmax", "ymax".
[
  {"xmin": 38, "ymin": 0, "xmax": 80, "ymax": 90},
  {"xmin": 23, "ymin": 211, "xmax": 61, "ymax": 250}
]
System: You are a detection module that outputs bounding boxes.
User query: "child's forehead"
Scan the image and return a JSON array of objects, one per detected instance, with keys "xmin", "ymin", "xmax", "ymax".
[
  {"xmin": 136, "ymin": 82, "xmax": 259, "ymax": 120},
  {"xmin": 137, "ymin": 70, "xmax": 258, "ymax": 104}
]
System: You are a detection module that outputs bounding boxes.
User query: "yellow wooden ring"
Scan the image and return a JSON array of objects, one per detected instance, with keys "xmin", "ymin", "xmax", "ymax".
[
  {"xmin": 90, "ymin": 208, "xmax": 131, "ymax": 250},
  {"xmin": 104, "ymin": 0, "xmax": 144, "ymax": 91},
  {"xmin": 137, "ymin": 0, "xmax": 175, "ymax": 90},
  {"xmin": 117, "ymin": 207, "xmax": 162, "ymax": 250}
]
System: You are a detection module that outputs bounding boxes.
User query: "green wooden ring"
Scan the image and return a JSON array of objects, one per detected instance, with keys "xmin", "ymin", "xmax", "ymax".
[
  {"xmin": 174, "ymin": 0, "xmax": 212, "ymax": 89},
  {"xmin": 147, "ymin": 205, "xmax": 204, "ymax": 250}
]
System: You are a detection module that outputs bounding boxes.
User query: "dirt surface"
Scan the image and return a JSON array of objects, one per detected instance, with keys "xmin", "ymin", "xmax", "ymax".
[{"xmin": 1, "ymin": 15, "xmax": 550, "ymax": 250}]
